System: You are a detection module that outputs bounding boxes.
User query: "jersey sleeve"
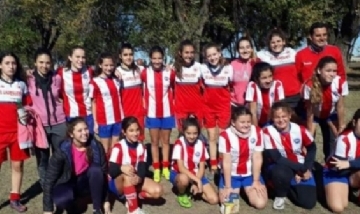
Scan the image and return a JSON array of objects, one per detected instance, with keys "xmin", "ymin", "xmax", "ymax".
[
  {"xmin": 254, "ymin": 128, "xmax": 265, "ymax": 152},
  {"xmin": 89, "ymin": 80, "xmax": 96, "ymax": 99},
  {"xmin": 139, "ymin": 145, "xmax": 147, "ymax": 162},
  {"xmin": 263, "ymin": 128, "xmax": 276, "ymax": 149},
  {"xmin": 20, "ymin": 82, "xmax": 32, "ymax": 106},
  {"xmin": 140, "ymin": 68, "xmax": 146, "ymax": 82},
  {"xmin": 334, "ymin": 135, "xmax": 349, "ymax": 159},
  {"xmin": 228, "ymin": 64, "xmax": 234, "ymax": 83},
  {"xmin": 277, "ymin": 81, "xmax": 285, "ymax": 100},
  {"xmin": 302, "ymin": 84, "xmax": 311, "ymax": 100},
  {"xmin": 200, "ymin": 142, "xmax": 209, "ymax": 162},
  {"xmin": 218, "ymin": 132, "xmax": 231, "ymax": 154},
  {"xmin": 171, "ymin": 141, "xmax": 183, "ymax": 160},
  {"xmin": 109, "ymin": 144, "xmax": 122, "ymax": 165},
  {"xmin": 339, "ymin": 79, "xmax": 349, "ymax": 96},
  {"xmin": 245, "ymin": 82, "xmax": 257, "ymax": 102},
  {"xmin": 300, "ymin": 126, "xmax": 314, "ymax": 146},
  {"xmin": 295, "ymin": 52, "xmax": 304, "ymax": 82},
  {"xmin": 170, "ymin": 69, "xmax": 176, "ymax": 86}
]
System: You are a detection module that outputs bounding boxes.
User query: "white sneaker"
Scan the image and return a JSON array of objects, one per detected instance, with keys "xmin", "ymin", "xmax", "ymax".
[
  {"xmin": 127, "ymin": 208, "xmax": 148, "ymax": 214},
  {"xmin": 219, "ymin": 204, "xmax": 225, "ymax": 214},
  {"xmin": 273, "ymin": 197, "xmax": 285, "ymax": 210}
]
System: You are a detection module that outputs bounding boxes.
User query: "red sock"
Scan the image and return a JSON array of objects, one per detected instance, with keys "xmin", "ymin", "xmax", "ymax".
[
  {"xmin": 153, "ymin": 162, "xmax": 160, "ymax": 170},
  {"xmin": 210, "ymin": 159, "xmax": 218, "ymax": 167},
  {"xmin": 162, "ymin": 161, "xmax": 169, "ymax": 168},
  {"xmin": 139, "ymin": 191, "xmax": 147, "ymax": 199},
  {"xmin": 10, "ymin": 193, "xmax": 20, "ymax": 201},
  {"xmin": 123, "ymin": 186, "xmax": 138, "ymax": 212}
]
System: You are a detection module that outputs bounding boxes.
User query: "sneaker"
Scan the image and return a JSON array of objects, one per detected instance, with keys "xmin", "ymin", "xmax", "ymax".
[
  {"xmin": 93, "ymin": 209, "xmax": 103, "ymax": 214},
  {"xmin": 127, "ymin": 208, "xmax": 148, "ymax": 214},
  {"xmin": 10, "ymin": 200, "xmax": 27, "ymax": 213},
  {"xmin": 177, "ymin": 194, "xmax": 192, "ymax": 208},
  {"xmin": 153, "ymin": 169, "xmax": 161, "ymax": 182},
  {"xmin": 273, "ymin": 197, "xmax": 285, "ymax": 210},
  {"xmin": 162, "ymin": 168, "xmax": 170, "ymax": 180}
]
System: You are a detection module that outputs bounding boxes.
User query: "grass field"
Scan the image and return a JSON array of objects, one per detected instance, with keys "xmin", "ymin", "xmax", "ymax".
[{"xmin": 1, "ymin": 90, "xmax": 360, "ymax": 214}]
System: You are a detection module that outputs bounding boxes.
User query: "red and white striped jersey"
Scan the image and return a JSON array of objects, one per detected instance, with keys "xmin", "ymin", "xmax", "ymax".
[
  {"xmin": 302, "ymin": 75, "xmax": 348, "ymax": 119},
  {"xmin": 263, "ymin": 123, "xmax": 314, "ymax": 164},
  {"xmin": 332, "ymin": 130, "xmax": 360, "ymax": 160},
  {"xmin": 57, "ymin": 67, "xmax": 93, "ymax": 117},
  {"xmin": 245, "ymin": 80, "xmax": 284, "ymax": 125},
  {"xmin": 109, "ymin": 139, "xmax": 147, "ymax": 170},
  {"xmin": 89, "ymin": 77, "xmax": 124, "ymax": 125},
  {"xmin": 218, "ymin": 125, "xmax": 264, "ymax": 177},
  {"xmin": 0, "ymin": 79, "xmax": 32, "ymax": 133},
  {"xmin": 201, "ymin": 64, "xmax": 233, "ymax": 111},
  {"xmin": 117, "ymin": 66, "xmax": 144, "ymax": 116},
  {"xmin": 171, "ymin": 136, "xmax": 209, "ymax": 175},
  {"xmin": 174, "ymin": 62, "xmax": 203, "ymax": 115},
  {"xmin": 141, "ymin": 67, "xmax": 175, "ymax": 118}
]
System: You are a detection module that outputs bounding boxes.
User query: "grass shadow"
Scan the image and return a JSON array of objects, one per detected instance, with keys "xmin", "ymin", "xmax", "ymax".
[{"xmin": 21, "ymin": 181, "xmax": 43, "ymax": 205}]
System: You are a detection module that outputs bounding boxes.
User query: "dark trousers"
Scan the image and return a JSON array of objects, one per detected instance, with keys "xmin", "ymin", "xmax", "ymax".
[
  {"xmin": 269, "ymin": 164, "xmax": 317, "ymax": 209},
  {"xmin": 317, "ymin": 119, "xmax": 336, "ymax": 161},
  {"xmin": 52, "ymin": 165, "xmax": 105, "ymax": 212},
  {"xmin": 36, "ymin": 122, "xmax": 67, "ymax": 187}
]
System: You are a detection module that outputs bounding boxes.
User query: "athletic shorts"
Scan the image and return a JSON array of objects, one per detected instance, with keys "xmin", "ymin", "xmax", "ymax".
[
  {"xmin": 67, "ymin": 114, "xmax": 95, "ymax": 134},
  {"xmin": 175, "ymin": 112, "xmax": 204, "ymax": 131},
  {"xmin": 108, "ymin": 179, "xmax": 125, "ymax": 199},
  {"xmin": 0, "ymin": 132, "xmax": 30, "ymax": 163},
  {"xmin": 145, "ymin": 116, "xmax": 175, "ymax": 129},
  {"xmin": 323, "ymin": 169, "xmax": 349, "ymax": 186},
  {"xmin": 203, "ymin": 110, "xmax": 230, "ymax": 129},
  {"xmin": 98, "ymin": 123, "xmax": 121, "ymax": 138},
  {"xmin": 218, "ymin": 174, "xmax": 264, "ymax": 189},
  {"xmin": 169, "ymin": 170, "xmax": 209, "ymax": 186}
]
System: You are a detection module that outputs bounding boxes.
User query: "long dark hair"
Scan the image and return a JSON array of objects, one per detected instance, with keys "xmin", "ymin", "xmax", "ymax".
[
  {"xmin": 65, "ymin": 46, "xmax": 85, "ymax": 68},
  {"xmin": 120, "ymin": 116, "xmax": 141, "ymax": 140},
  {"xmin": 94, "ymin": 52, "xmax": 116, "ymax": 77},
  {"xmin": 67, "ymin": 117, "xmax": 93, "ymax": 163},
  {"xmin": 118, "ymin": 43, "xmax": 139, "ymax": 74},
  {"xmin": 181, "ymin": 116, "xmax": 201, "ymax": 137},
  {"xmin": 174, "ymin": 40, "xmax": 195, "ymax": 79},
  {"xmin": 343, "ymin": 108, "xmax": 360, "ymax": 134},
  {"xmin": 266, "ymin": 28, "xmax": 287, "ymax": 50},
  {"xmin": 250, "ymin": 62, "xmax": 274, "ymax": 86},
  {"xmin": 0, "ymin": 52, "xmax": 27, "ymax": 83}
]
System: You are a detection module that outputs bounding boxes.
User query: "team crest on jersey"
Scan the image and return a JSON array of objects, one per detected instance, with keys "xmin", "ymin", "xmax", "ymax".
[
  {"xmin": 83, "ymin": 73, "xmax": 88, "ymax": 79},
  {"xmin": 250, "ymin": 138, "xmax": 256, "ymax": 144},
  {"xmin": 294, "ymin": 138, "xmax": 300, "ymax": 144},
  {"xmin": 164, "ymin": 77, "xmax": 169, "ymax": 81},
  {"xmin": 270, "ymin": 92, "xmax": 274, "ymax": 97},
  {"xmin": 195, "ymin": 152, "xmax": 201, "ymax": 157}
]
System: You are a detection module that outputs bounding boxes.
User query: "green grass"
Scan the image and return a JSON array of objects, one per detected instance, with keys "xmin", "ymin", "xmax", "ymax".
[{"xmin": 1, "ymin": 92, "xmax": 360, "ymax": 214}]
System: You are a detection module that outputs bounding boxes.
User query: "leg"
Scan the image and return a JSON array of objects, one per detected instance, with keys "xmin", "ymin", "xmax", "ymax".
[
  {"xmin": 243, "ymin": 176, "xmax": 268, "ymax": 209},
  {"xmin": 111, "ymin": 123, "xmax": 122, "ymax": 148},
  {"xmin": 201, "ymin": 182, "xmax": 219, "ymax": 205},
  {"xmin": 86, "ymin": 165, "xmax": 105, "ymax": 211},
  {"xmin": 160, "ymin": 128, "xmax": 171, "ymax": 179},
  {"xmin": 136, "ymin": 114, "xmax": 146, "ymax": 143},
  {"xmin": 207, "ymin": 127, "xmax": 218, "ymax": 170},
  {"xmin": 140, "ymin": 177, "xmax": 163, "ymax": 198},
  {"xmin": 289, "ymin": 185, "xmax": 317, "ymax": 209},
  {"xmin": 173, "ymin": 173, "xmax": 190, "ymax": 195},
  {"xmin": 146, "ymin": 117, "xmax": 161, "ymax": 176},
  {"xmin": 319, "ymin": 119, "xmax": 336, "ymax": 161},
  {"xmin": 34, "ymin": 147, "xmax": 50, "ymax": 187},
  {"xmin": 98, "ymin": 124, "xmax": 114, "ymax": 154},
  {"xmin": 349, "ymin": 170, "xmax": 360, "ymax": 188},
  {"xmin": 48, "ymin": 122, "xmax": 67, "ymax": 152},
  {"xmin": 325, "ymin": 183, "xmax": 349, "ymax": 213},
  {"xmin": 113, "ymin": 174, "xmax": 140, "ymax": 213}
]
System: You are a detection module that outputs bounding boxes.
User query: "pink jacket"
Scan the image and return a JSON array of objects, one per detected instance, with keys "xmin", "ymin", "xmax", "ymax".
[{"xmin": 18, "ymin": 107, "xmax": 49, "ymax": 149}]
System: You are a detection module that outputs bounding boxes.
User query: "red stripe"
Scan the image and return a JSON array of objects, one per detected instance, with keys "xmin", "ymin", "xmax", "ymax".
[
  {"xmin": 187, "ymin": 144, "xmax": 195, "ymax": 173},
  {"xmin": 236, "ymin": 138, "xmax": 249, "ymax": 174},
  {"xmin": 343, "ymin": 136, "xmax": 351, "ymax": 158},
  {"xmin": 282, "ymin": 133, "xmax": 298, "ymax": 162},
  {"xmin": 155, "ymin": 71, "xmax": 164, "ymax": 117},
  {"xmin": 107, "ymin": 79, "xmax": 122, "ymax": 122}
]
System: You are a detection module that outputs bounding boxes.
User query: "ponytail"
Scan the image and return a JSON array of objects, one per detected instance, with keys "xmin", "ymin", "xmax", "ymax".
[{"xmin": 309, "ymin": 73, "xmax": 322, "ymax": 105}]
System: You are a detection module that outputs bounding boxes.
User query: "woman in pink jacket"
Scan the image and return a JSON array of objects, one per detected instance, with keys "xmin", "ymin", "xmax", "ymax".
[
  {"xmin": 231, "ymin": 36, "xmax": 260, "ymax": 106},
  {"xmin": 28, "ymin": 48, "xmax": 67, "ymax": 188}
]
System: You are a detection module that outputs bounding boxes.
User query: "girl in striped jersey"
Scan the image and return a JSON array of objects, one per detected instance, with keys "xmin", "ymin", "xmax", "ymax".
[
  {"xmin": 90, "ymin": 53, "xmax": 123, "ymax": 154},
  {"xmin": 170, "ymin": 117, "xmax": 218, "ymax": 208},
  {"xmin": 201, "ymin": 43, "xmax": 233, "ymax": 173},
  {"xmin": 218, "ymin": 106, "xmax": 268, "ymax": 212},
  {"xmin": 302, "ymin": 56, "xmax": 348, "ymax": 161},
  {"xmin": 141, "ymin": 46, "xmax": 176, "ymax": 182},
  {"xmin": 245, "ymin": 62, "xmax": 285, "ymax": 127},
  {"xmin": 323, "ymin": 109, "xmax": 360, "ymax": 213},
  {"xmin": 57, "ymin": 46, "xmax": 95, "ymax": 134},
  {"xmin": 263, "ymin": 102, "xmax": 317, "ymax": 210},
  {"xmin": 116, "ymin": 43, "xmax": 145, "ymax": 142},
  {"xmin": 108, "ymin": 117, "xmax": 163, "ymax": 214}
]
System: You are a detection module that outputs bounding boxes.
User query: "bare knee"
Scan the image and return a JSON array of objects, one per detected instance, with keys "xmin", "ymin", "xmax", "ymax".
[
  {"xmin": 11, "ymin": 161, "xmax": 23, "ymax": 173},
  {"xmin": 176, "ymin": 173, "xmax": 190, "ymax": 188},
  {"xmin": 206, "ymin": 194, "xmax": 219, "ymax": 205},
  {"xmin": 251, "ymin": 199, "xmax": 267, "ymax": 210},
  {"xmin": 149, "ymin": 184, "xmax": 163, "ymax": 198},
  {"xmin": 328, "ymin": 204, "xmax": 346, "ymax": 214}
]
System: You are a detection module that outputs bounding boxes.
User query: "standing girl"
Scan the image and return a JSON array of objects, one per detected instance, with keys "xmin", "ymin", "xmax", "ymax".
[
  {"xmin": 28, "ymin": 48, "xmax": 67, "ymax": 187},
  {"xmin": 116, "ymin": 43, "xmax": 145, "ymax": 142},
  {"xmin": 302, "ymin": 56, "xmax": 348, "ymax": 161},
  {"xmin": 108, "ymin": 117, "xmax": 163, "ymax": 214},
  {"xmin": 218, "ymin": 106, "xmax": 268, "ymax": 212},
  {"xmin": 201, "ymin": 43, "xmax": 233, "ymax": 173},
  {"xmin": 57, "ymin": 46, "xmax": 95, "ymax": 133},
  {"xmin": 263, "ymin": 102, "xmax": 317, "ymax": 210},
  {"xmin": 90, "ymin": 53, "xmax": 124, "ymax": 154},
  {"xmin": 257, "ymin": 29, "xmax": 303, "ymax": 119},
  {"xmin": 0, "ymin": 52, "xmax": 32, "ymax": 212},
  {"xmin": 141, "ymin": 46, "xmax": 176, "ymax": 182},
  {"xmin": 323, "ymin": 109, "xmax": 360, "ymax": 213},
  {"xmin": 173, "ymin": 40, "xmax": 203, "ymax": 131},
  {"xmin": 231, "ymin": 36, "xmax": 259, "ymax": 106},
  {"xmin": 170, "ymin": 117, "xmax": 218, "ymax": 208},
  {"xmin": 245, "ymin": 62, "xmax": 285, "ymax": 127}
]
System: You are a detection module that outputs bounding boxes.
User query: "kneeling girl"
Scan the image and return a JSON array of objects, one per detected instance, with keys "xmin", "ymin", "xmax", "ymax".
[
  {"xmin": 218, "ymin": 106, "xmax": 268, "ymax": 211},
  {"xmin": 108, "ymin": 117, "xmax": 163, "ymax": 214}
]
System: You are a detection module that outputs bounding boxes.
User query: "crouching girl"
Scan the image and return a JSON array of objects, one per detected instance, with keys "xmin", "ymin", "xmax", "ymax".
[{"xmin": 108, "ymin": 117, "xmax": 163, "ymax": 214}]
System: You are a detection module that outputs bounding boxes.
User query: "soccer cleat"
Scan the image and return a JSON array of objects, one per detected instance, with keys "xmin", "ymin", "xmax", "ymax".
[
  {"xmin": 177, "ymin": 194, "xmax": 192, "ymax": 208},
  {"xmin": 162, "ymin": 168, "xmax": 170, "ymax": 180},
  {"xmin": 153, "ymin": 169, "xmax": 161, "ymax": 183}
]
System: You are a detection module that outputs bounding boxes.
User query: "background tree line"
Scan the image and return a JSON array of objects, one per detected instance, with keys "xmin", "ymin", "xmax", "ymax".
[{"xmin": 0, "ymin": 0, "xmax": 359, "ymax": 65}]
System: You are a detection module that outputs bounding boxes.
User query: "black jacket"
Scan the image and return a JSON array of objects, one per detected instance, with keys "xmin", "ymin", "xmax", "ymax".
[{"xmin": 43, "ymin": 136, "xmax": 107, "ymax": 212}]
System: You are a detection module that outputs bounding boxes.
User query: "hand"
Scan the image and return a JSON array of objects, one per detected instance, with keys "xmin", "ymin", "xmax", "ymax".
[
  {"xmin": 330, "ymin": 157, "xmax": 350, "ymax": 170},
  {"xmin": 221, "ymin": 187, "xmax": 233, "ymax": 201},
  {"xmin": 114, "ymin": 69, "xmax": 122, "ymax": 80},
  {"xmin": 26, "ymin": 69, "xmax": 34, "ymax": 76},
  {"xmin": 295, "ymin": 174, "xmax": 302, "ymax": 184},
  {"xmin": 121, "ymin": 165, "xmax": 135, "ymax": 176},
  {"xmin": 130, "ymin": 175, "xmax": 141, "ymax": 185},
  {"xmin": 194, "ymin": 178, "xmax": 203, "ymax": 193},
  {"xmin": 103, "ymin": 201, "xmax": 112, "ymax": 214},
  {"xmin": 338, "ymin": 124, "xmax": 346, "ymax": 134},
  {"xmin": 251, "ymin": 180, "xmax": 266, "ymax": 196},
  {"xmin": 190, "ymin": 184, "xmax": 199, "ymax": 195},
  {"xmin": 94, "ymin": 123, "xmax": 99, "ymax": 134},
  {"xmin": 302, "ymin": 170, "xmax": 312, "ymax": 180}
]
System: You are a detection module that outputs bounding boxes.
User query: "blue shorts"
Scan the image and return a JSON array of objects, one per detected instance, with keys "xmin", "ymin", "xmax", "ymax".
[
  {"xmin": 323, "ymin": 169, "xmax": 349, "ymax": 186},
  {"xmin": 108, "ymin": 179, "xmax": 124, "ymax": 199},
  {"xmin": 169, "ymin": 170, "xmax": 209, "ymax": 186},
  {"xmin": 145, "ymin": 116, "xmax": 175, "ymax": 129},
  {"xmin": 67, "ymin": 114, "xmax": 95, "ymax": 134},
  {"xmin": 218, "ymin": 174, "xmax": 264, "ymax": 189},
  {"xmin": 98, "ymin": 123, "xmax": 121, "ymax": 138}
]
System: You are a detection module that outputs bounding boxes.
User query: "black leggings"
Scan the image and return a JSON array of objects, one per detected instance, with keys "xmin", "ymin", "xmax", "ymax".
[
  {"xmin": 317, "ymin": 118, "xmax": 336, "ymax": 161},
  {"xmin": 269, "ymin": 164, "xmax": 317, "ymax": 209}
]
